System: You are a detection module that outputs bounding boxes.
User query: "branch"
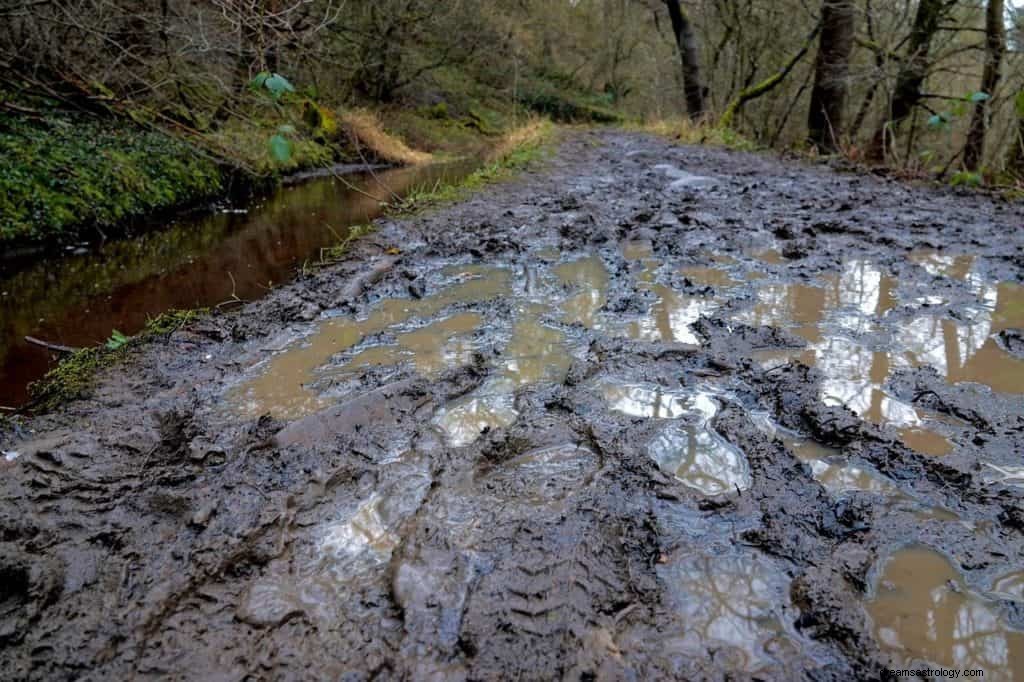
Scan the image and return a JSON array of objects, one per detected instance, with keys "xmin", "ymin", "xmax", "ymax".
[{"xmin": 719, "ymin": 20, "xmax": 822, "ymax": 129}]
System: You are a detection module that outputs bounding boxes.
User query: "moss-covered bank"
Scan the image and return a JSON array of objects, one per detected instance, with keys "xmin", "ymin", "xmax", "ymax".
[{"xmin": 0, "ymin": 112, "xmax": 225, "ymax": 245}]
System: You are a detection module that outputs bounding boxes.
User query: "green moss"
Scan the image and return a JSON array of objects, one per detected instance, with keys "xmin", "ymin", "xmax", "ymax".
[
  {"xmin": 28, "ymin": 308, "xmax": 209, "ymax": 412},
  {"xmin": 0, "ymin": 112, "xmax": 224, "ymax": 245}
]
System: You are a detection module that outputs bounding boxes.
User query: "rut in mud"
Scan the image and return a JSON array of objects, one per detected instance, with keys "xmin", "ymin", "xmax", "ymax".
[{"xmin": 2, "ymin": 130, "xmax": 1024, "ymax": 680}]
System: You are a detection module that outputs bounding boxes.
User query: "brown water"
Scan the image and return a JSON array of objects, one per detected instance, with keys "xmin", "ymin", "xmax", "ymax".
[
  {"xmin": 234, "ymin": 264, "xmax": 511, "ymax": 419},
  {"xmin": 869, "ymin": 546, "xmax": 1024, "ymax": 677},
  {"xmin": 0, "ymin": 160, "xmax": 480, "ymax": 407}
]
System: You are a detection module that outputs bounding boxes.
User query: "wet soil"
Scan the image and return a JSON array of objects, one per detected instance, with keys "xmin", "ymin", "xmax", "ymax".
[{"xmin": 2, "ymin": 130, "xmax": 1023, "ymax": 680}]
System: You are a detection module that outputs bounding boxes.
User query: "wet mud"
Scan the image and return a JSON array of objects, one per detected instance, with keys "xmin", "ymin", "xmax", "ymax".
[{"xmin": 2, "ymin": 130, "xmax": 1023, "ymax": 679}]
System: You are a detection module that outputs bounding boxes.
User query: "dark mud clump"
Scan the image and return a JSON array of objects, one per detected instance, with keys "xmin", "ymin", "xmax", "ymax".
[{"xmin": 2, "ymin": 130, "xmax": 1023, "ymax": 679}]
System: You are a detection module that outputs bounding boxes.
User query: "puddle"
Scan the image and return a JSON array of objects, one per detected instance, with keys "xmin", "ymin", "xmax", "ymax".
[
  {"xmin": 649, "ymin": 423, "xmax": 751, "ymax": 495},
  {"xmin": 991, "ymin": 572, "xmax": 1024, "ymax": 602},
  {"xmin": 432, "ymin": 378, "xmax": 519, "ymax": 447},
  {"xmin": 234, "ymin": 265, "xmax": 511, "ymax": 419},
  {"xmin": 600, "ymin": 380, "xmax": 750, "ymax": 495},
  {"xmin": 869, "ymin": 546, "xmax": 1024, "ymax": 676},
  {"xmin": 910, "ymin": 251, "xmax": 977, "ymax": 281},
  {"xmin": 983, "ymin": 463, "xmax": 1024, "ymax": 488},
  {"xmin": 237, "ymin": 493, "xmax": 400, "ymax": 627},
  {"xmin": 735, "ymin": 281, "xmax": 827, "ymax": 342},
  {"xmin": 785, "ymin": 438, "xmax": 902, "ymax": 497},
  {"xmin": 318, "ymin": 493, "xmax": 399, "ymax": 575},
  {"xmin": 501, "ymin": 306, "xmax": 573, "ymax": 386},
  {"xmin": 901, "ymin": 285, "xmax": 1024, "ymax": 394},
  {"xmin": 752, "ymin": 248, "xmax": 787, "ymax": 265},
  {"xmin": 756, "ymin": 332, "xmax": 954, "ymax": 457},
  {"xmin": 753, "ymin": 418, "xmax": 956, "ymax": 519},
  {"xmin": 621, "ymin": 284, "xmax": 715, "ymax": 345},
  {"xmin": 660, "ymin": 552, "xmax": 801, "ymax": 674},
  {"xmin": 680, "ymin": 266, "xmax": 740, "ymax": 289},
  {"xmin": 340, "ymin": 312, "xmax": 481, "ymax": 377},
  {"xmin": 600, "ymin": 381, "xmax": 717, "ymax": 420},
  {"xmin": 554, "ymin": 255, "xmax": 609, "ymax": 328}
]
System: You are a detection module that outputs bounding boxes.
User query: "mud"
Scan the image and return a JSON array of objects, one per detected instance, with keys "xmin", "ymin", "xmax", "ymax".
[{"xmin": 2, "ymin": 130, "xmax": 1023, "ymax": 680}]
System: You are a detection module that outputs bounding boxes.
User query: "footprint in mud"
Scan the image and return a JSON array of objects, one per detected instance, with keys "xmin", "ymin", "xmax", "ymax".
[
  {"xmin": 652, "ymin": 551, "xmax": 810, "ymax": 675},
  {"xmin": 869, "ymin": 546, "xmax": 1024, "ymax": 677},
  {"xmin": 599, "ymin": 380, "xmax": 751, "ymax": 495},
  {"xmin": 432, "ymin": 379, "xmax": 519, "ymax": 448},
  {"xmin": 476, "ymin": 443, "xmax": 599, "ymax": 507}
]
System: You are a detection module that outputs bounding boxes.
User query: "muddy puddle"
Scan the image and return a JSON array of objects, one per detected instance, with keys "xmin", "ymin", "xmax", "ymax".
[
  {"xmin": 0, "ymin": 159, "xmax": 481, "ymax": 407},
  {"xmin": 870, "ymin": 546, "xmax": 1024, "ymax": 677},
  {"xmin": 656, "ymin": 551, "xmax": 805, "ymax": 674}
]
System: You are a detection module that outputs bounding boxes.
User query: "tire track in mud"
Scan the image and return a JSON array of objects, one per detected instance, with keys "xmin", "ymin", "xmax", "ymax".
[{"xmin": 2, "ymin": 130, "xmax": 1023, "ymax": 680}]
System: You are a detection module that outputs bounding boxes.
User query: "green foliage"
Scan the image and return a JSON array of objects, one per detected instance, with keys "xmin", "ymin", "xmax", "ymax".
[
  {"xmin": 1016, "ymin": 91, "xmax": 1024, "ymax": 118},
  {"xmin": 950, "ymin": 171, "xmax": 983, "ymax": 188},
  {"xmin": 519, "ymin": 91, "xmax": 624, "ymax": 124},
  {"xmin": 105, "ymin": 330, "xmax": 129, "ymax": 350},
  {"xmin": 269, "ymin": 133, "xmax": 293, "ymax": 163},
  {"xmin": 927, "ymin": 113, "xmax": 951, "ymax": 131},
  {"xmin": 249, "ymin": 72, "xmax": 296, "ymax": 102},
  {"xmin": 0, "ymin": 112, "xmax": 223, "ymax": 245}
]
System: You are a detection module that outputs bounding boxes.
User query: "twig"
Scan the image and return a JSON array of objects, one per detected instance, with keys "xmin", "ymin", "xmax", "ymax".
[{"xmin": 24, "ymin": 336, "xmax": 80, "ymax": 354}]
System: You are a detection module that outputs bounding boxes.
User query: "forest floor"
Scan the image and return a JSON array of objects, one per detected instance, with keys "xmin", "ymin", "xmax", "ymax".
[{"xmin": 2, "ymin": 129, "xmax": 1024, "ymax": 679}]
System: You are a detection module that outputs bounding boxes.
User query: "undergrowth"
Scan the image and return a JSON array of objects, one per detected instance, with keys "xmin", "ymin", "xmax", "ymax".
[
  {"xmin": 28, "ymin": 308, "xmax": 207, "ymax": 412},
  {"xmin": 0, "ymin": 111, "xmax": 224, "ymax": 244},
  {"xmin": 633, "ymin": 118, "xmax": 757, "ymax": 152}
]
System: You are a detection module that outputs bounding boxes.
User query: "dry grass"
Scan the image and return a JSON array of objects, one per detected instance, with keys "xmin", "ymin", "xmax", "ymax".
[
  {"xmin": 632, "ymin": 117, "xmax": 756, "ymax": 151},
  {"xmin": 485, "ymin": 117, "xmax": 552, "ymax": 161},
  {"xmin": 341, "ymin": 109, "xmax": 433, "ymax": 165}
]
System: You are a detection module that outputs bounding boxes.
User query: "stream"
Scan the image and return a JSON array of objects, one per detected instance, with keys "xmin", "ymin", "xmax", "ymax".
[{"xmin": 0, "ymin": 159, "xmax": 480, "ymax": 407}]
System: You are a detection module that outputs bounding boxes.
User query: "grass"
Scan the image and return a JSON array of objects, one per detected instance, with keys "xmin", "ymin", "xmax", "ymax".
[
  {"xmin": 28, "ymin": 308, "xmax": 207, "ymax": 412},
  {"xmin": 391, "ymin": 118, "xmax": 555, "ymax": 213},
  {"xmin": 632, "ymin": 117, "xmax": 757, "ymax": 152},
  {"xmin": 341, "ymin": 110, "xmax": 433, "ymax": 165}
]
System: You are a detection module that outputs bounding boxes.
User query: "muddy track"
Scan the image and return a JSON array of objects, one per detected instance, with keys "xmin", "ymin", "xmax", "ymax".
[{"xmin": 2, "ymin": 130, "xmax": 1023, "ymax": 680}]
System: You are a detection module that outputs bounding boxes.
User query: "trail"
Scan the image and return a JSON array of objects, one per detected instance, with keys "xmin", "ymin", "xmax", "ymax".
[{"xmin": 2, "ymin": 130, "xmax": 1023, "ymax": 680}]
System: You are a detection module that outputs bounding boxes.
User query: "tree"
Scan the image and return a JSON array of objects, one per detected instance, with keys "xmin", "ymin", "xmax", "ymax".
[
  {"xmin": 868, "ymin": 0, "xmax": 956, "ymax": 161},
  {"xmin": 807, "ymin": 0, "xmax": 856, "ymax": 152},
  {"xmin": 963, "ymin": 0, "xmax": 1005, "ymax": 171},
  {"xmin": 663, "ymin": 0, "xmax": 706, "ymax": 119}
]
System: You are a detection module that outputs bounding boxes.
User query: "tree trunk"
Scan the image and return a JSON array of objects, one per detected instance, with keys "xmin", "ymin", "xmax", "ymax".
[
  {"xmin": 964, "ymin": 0, "xmax": 1005, "ymax": 171},
  {"xmin": 1009, "ymin": 91, "xmax": 1024, "ymax": 177},
  {"xmin": 868, "ymin": 0, "xmax": 948, "ymax": 161},
  {"xmin": 807, "ymin": 0, "xmax": 856, "ymax": 152},
  {"xmin": 663, "ymin": 0, "xmax": 706, "ymax": 120}
]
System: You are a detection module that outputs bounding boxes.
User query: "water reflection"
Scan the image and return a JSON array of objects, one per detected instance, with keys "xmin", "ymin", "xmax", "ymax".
[
  {"xmin": 621, "ymin": 285, "xmax": 716, "ymax": 345},
  {"xmin": 649, "ymin": 423, "xmax": 751, "ymax": 495},
  {"xmin": 554, "ymin": 256, "xmax": 609, "ymax": 329},
  {"xmin": 340, "ymin": 312, "xmax": 481, "ymax": 378},
  {"xmin": 432, "ymin": 378, "xmax": 519, "ymax": 447},
  {"xmin": 869, "ymin": 546, "xmax": 1024, "ymax": 677},
  {"xmin": 0, "ymin": 160, "xmax": 481, "ymax": 407},
  {"xmin": 900, "ymin": 283, "xmax": 1024, "ymax": 394},
  {"xmin": 600, "ymin": 381, "xmax": 716, "ymax": 420},
  {"xmin": 661, "ymin": 552, "xmax": 795, "ymax": 673}
]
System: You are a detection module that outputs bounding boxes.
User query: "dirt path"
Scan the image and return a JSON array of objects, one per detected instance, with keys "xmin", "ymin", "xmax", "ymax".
[{"xmin": 3, "ymin": 130, "xmax": 1024, "ymax": 680}]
